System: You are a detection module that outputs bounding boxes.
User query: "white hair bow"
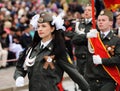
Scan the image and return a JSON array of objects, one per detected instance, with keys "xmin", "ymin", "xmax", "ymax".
[{"xmin": 30, "ymin": 14, "xmax": 40, "ymax": 30}]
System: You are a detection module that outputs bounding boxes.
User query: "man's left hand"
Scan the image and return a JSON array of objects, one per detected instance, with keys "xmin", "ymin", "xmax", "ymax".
[{"xmin": 93, "ymin": 55, "xmax": 102, "ymax": 64}]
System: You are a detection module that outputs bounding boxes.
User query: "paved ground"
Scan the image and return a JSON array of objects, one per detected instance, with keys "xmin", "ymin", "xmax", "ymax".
[
  {"xmin": 0, "ymin": 66, "xmax": 28, "ymax": 91},
  {"xmin": 0, "ymin": 66, "xmax": 80, "ymax": 91}
]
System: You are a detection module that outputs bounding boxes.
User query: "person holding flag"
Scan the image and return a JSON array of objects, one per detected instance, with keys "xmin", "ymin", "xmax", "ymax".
[
  {"xmin": 84, "ymin": 9, "xmax": 120, "ymax": 91},
  {"xmin": 72, "ymin": 7, "xmax": 120, "ymax": 90}
]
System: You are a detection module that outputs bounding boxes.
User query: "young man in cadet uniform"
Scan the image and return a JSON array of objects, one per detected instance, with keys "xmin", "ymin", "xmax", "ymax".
[
  {"xmin": 84, "ymin": 9, "xmax": 120, "ymax": 91},
  {"xmin": 71, "ymin": 4, "xmax": 96, "ymax": 75}
]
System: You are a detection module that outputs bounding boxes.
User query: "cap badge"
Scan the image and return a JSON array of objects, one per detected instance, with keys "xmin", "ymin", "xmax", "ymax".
[
  {"xmin": 100, "ymin": 10, "xmax": 104, "ymax": 15},
  {"xmin": 38, "ymin": 18, "xmax": 43, "ymax": 22}
]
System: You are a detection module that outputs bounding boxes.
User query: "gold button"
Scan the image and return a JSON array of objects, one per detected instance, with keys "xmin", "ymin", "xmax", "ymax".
[
  {"xmin": 53, "ymin": 60, "xmax": 56, "ymax": 63},
  {"xmin": 96, "ymin": 80, "xmax": 99, "ymax": 82},
  {"xmin": 82, "ymin": 55, "xmax": 85, "ymax": 58},
  {"xmin": 49, "ymin": 47, "xmax": 52, "ymax": 50}
]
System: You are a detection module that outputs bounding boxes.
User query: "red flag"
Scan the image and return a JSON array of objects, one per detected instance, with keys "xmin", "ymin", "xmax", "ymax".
[
  {"xmin": 89, "ymin": 34, "xmax": 120, "ymax": 86},
  {"xmin": 103, "ymin": 0, "xmax": 120, "ymax": 10},
  {"xmin": 91, "ymin": 0, "xmax": 120, "ymax": 90}
]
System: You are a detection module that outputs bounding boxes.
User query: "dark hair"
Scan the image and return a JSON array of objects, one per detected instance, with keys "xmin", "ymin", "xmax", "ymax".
[
  {"xmin": 52, "ymin": 29, "xmax": 66, "ymax": 59},
  {"xmin": 30, "ymin": 24, "xmax": 66, "ymax": 59}
]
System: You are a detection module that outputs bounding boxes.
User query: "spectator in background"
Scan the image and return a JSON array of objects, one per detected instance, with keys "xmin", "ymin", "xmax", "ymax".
[
  {"xmin": 0, "ymin": 42, "xmax": 8, "ymax": 68},
  {"xmin": 0, "ymin": 31, "xmax": 8, "ymax": 68},
  {"xmin": 48, "ymin": 0, "xmax": 58, "ymax": 13},
  {"xmin": 20, "ymin": 25, "xmax": 32, "ymax": 49},
  {"xmin": 73, "ymin": 11, "xmax": 81, "ymax": 19},
  {"xmin": 14, "ymin": 28, "xmax": 22, "ymax": 42},
  {"xmin": 44, "ymin": 0, "xmax": 50, "ymax": 6},
  {"xmin": 0, "ymin": 30, "xmax": 16, "ymax": 66},
  {"xmin": 6, "ymin": 27, "xmax": 23, "ymax": 59},
  {"xmin": 60, "ymin": 0, "xmax": 69, "ymax": 13},
  {"xmin": 68, "ymin": 0, "xmax": 84, "ymax": 14},
  {"xmin": 0, "ymin": 11, "xmax": 4, "ymax": 35},
  {"xmin": 4, "ymin": 20, "xmax": 12, "ymax": 34},
  {"xmin": 16, "ymin": 15, "xmax": 28, "ymax": 32},
  {"xmin": 18, "ymin": 1, "xmax": 27, "ymax": 19}
]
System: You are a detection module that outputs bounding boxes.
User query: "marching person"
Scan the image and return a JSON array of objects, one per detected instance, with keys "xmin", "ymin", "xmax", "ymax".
[
  {"xmin": 70, "ymin": 4, "xmax": 96, "ymax": 76},
  {"xmin": 14, "ymin": 11, "xmax": 90, "ymax": 91},
  {"xmin": 73, "ymin": 9, "xmax": 120, "ymax": 91}
]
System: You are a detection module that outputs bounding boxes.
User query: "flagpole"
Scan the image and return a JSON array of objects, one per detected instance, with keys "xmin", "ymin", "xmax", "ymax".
[{"xmin": 91, "ymin": 0, "xmax": 96, "ymax": 29}]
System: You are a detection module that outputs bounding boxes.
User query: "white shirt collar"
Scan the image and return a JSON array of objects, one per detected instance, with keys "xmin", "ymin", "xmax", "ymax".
[
  {"xmin": 40, "ymin": 39, "xmax": 52, "ymax": 48},
  {"xmin": 100, "ymin": 30, "xmax": 110, "ymax": 37},
  {"xmin": 85, "ymin": 18, "xmax": 92, "ymax": 23}
]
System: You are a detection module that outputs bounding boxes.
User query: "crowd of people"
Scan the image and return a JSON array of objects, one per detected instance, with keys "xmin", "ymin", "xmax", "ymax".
[
  {"xmin": 0, "ymin": 0, "xmax": 83, "ymax": 68},
  {"xmin": 0, "ymin": 0, "xmax": 120, "ymax": 91}
]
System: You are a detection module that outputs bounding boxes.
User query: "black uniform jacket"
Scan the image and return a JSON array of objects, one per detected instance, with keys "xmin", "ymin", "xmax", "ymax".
[
  {"xmin": 67, "ymin": 20, "xmax": 93, "ymax": 61},
  {"xmin": 72, "ymin": 30, "xmax": 120, "ymax": 81},
  {"xmin": 14, "ymin": 41, "xmax": 90, "ymax": 91}
]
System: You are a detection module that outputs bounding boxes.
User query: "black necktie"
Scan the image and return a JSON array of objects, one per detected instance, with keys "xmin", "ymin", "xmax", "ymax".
[
  {"xmin": 40, "ymin": 45, "xmax": 44, "ymax": 49},
  {"xmin": 86, "ymin": 19, "xmax": 89, "ymax": 24},
  {"xmin": 101, "ymin": 33, "xmax": 105, "ymax": 39}
]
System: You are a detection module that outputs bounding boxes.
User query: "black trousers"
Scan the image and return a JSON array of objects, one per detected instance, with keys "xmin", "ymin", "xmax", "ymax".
[
  {"xmin": 88, "ymin": 79, "xmax": 116, "ymax": 91},
  {"xmin": 77, "ymin": 59, "xmax": 86, "ymax": 75}
]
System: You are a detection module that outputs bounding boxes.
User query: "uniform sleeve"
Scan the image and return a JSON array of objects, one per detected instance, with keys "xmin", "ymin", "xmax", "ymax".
[
  {"xmin": 64, "ymin": 31, "xmax": 76, "ymax": 39},
  {"xmin": 71, "ymin": 34, "xmax": 87, "ymax": 45},
  {"xmin": 13, "ymin": 49, "xmax": 27, "ymax": 80},
  {"xmin": 102, "ymin": 38, "xmax": 120, "ymax": 65},
  {"xmin": 58, "ymin": 54, "xmax": 90, "ymax": 91}
]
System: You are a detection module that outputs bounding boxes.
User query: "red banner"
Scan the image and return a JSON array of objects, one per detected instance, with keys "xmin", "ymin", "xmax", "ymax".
[
  {"xmin": 103, "ymin": 0, "xmax": 120, "ymax": 10},
  {"xmin": 89, "ymin": 34, "xmax": 120, "ymax": 86}
]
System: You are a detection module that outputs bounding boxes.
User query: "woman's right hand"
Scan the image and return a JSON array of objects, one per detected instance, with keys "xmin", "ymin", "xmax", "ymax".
[{"xmin": 15, "ymin": 76, "xmax": 24, "ymax": 87}]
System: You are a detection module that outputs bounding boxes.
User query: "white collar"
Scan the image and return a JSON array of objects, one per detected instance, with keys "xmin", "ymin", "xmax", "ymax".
[
  {"xmin": 85, "ymin": 18, "xmax": 92, "ymax": 23},
  {"xmin": 100, "ymin": 30, "xmax": 110, "ymax": 37},
  {"xmin": 40, "ymin": 39, "xmax": 52, "ymax": 48}
]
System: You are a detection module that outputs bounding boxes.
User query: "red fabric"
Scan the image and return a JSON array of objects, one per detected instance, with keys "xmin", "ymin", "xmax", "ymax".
[
  {"xmin": 57, "ymin": 80, "xmax": 64, "ymax": 91},
  {"xmin": 89, "ymin": 34, "xmax": 120, "ymax": 86},
  {"xmin": 103, "ymin": 0, "xmax": 120, "ymax": 9},
  {"xmin": 66, "ymin": 27, "xmax": 73, "ymax": 32},
  {"xmin": 116, "ymin": 84, "xmax": 120, "ymax": 91},
  {"xmin": 91, "ymin": 0, "xmax": 96, "ymax": 29}
]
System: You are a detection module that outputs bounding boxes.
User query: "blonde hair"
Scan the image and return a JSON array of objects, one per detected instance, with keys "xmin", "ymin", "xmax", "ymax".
[{"xmin": 4, "ymin": 21, "xmax": 12, "ymax": 28}]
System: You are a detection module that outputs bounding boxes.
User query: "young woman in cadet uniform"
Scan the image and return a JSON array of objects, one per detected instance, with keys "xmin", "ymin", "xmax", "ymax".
[{"xmin": 14, "ymin": 11, "xmax": 90, "ymax": 91}]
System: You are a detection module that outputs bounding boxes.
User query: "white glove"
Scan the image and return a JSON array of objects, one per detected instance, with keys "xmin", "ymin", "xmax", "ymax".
[
  {"xmin": 75, "ymin": 22, "xmax": 85, "ymax": 34},
  {"xmin": 93, "ymin": 55, "xmax": 102, "ymax": 64},
  {"xmin": 16, "ymin": 76, "xmax": 24, "ymax": 87},
  {"xmin": 87, "ymin": 29, "xmax": 98, "ymax": 38},
  {"xmin": 52, "ymin": 15, "xmax": 66, "ymax": 31}
]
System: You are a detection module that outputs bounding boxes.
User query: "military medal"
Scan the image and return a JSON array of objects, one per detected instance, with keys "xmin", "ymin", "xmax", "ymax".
[
  {"xmin": 105, "ymin": 45, "xmax": 115, "ymax": 55},
  {"xmin": 43, "ymin": 55, "xmax": 55, "ymax": 69}
]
